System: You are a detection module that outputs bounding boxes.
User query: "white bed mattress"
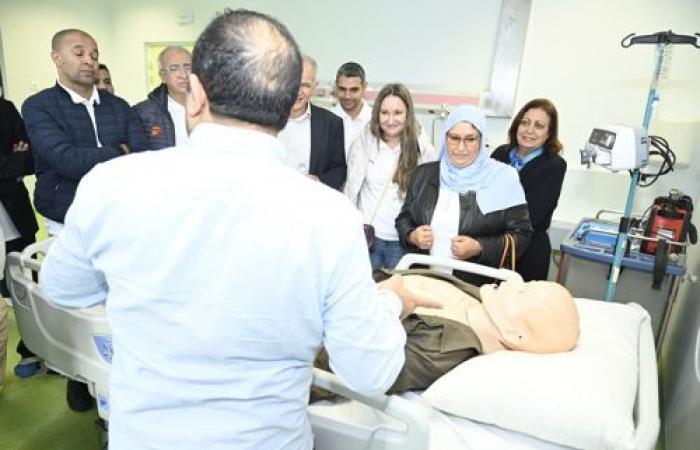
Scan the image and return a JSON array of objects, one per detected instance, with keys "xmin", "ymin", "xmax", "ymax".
[
  {"xmin": 310, "ymin": 297, "xmax": 659, "ymax": 450},
  {"xmin": 403, "ymin": 393, "xmax": 573, "ymax": 450},
  {"xmin": 310, "ymin": 392, "xmax": 573, "ymax": 450}
]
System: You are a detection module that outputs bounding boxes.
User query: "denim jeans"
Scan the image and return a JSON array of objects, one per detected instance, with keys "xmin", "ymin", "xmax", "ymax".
[{"xmin": 369, "ymin": 238, "xmax": 405, "ymax": 271}]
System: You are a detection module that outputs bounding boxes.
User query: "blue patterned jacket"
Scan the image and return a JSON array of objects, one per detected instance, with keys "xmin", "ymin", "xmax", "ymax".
[{"xmin": 22, "ymin": 84, "xmax": 148, "ymax": 222}]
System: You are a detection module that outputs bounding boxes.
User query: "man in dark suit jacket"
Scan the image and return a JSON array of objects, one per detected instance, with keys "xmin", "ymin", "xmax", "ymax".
[
  {"xmin": 277, "ymin": 55, "xmax": 346, "ymax": 190},
  {"xmin": 21, "ymin": 28, "xmax": 148, "ymax": 413}
]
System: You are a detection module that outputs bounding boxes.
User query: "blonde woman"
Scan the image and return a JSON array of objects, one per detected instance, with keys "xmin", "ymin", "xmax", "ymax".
[{"xmin": 345, "ymin": 83, "xmax": 437, "ymax": 270}]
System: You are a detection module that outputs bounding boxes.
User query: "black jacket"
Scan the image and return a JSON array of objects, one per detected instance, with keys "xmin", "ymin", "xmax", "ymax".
[
  {"xmin": 396, "ymin": 162, "xmax": 532, "ymax": 284},
  {"xmin": 491, "ymin": 145, "xmax": 566, "ymax": 281},
  {"xmin": 309, "ymin": 104, "xmax": 346, "ymax": 190},
  {"xmin": 133, "ymin": 84, "xmax": 175, "ymax": 150},
  {"xmin": 22, "ymin": 84, "xmax": 149, "ymax": 222},
  {"xmin": 0, "ymin": 98, "xmax": 38, "ymax": 239}
]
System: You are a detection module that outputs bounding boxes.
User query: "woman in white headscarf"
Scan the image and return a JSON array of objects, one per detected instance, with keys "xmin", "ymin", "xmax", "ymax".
[{"xmin": 396, "ymin": 105, "xmax": 533, "ymax": 284}]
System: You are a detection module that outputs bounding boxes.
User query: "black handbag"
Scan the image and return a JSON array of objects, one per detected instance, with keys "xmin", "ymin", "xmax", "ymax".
[
  {"xmin": 363, "ymin": 224, "xmax": 376, "ymax": 250},
  {"xmin": 363, "ymin": 171, "xmax": 393, "ymax": 251}
]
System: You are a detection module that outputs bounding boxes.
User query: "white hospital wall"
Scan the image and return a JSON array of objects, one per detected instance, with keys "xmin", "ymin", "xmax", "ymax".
[
  {"xmin": 0, "ymin": 0, "xmax": 114, "ymax": 104},
  {"xmin": 512, "ymin": 0, "xmax": 700, "ymax": 225},
  {"xmin": 0, "ymin": 0, "xmax": 698, "ymax": 226},
  {"xmin": 94, "ymin": 0, "xmax": 501, "ymax": 105}
]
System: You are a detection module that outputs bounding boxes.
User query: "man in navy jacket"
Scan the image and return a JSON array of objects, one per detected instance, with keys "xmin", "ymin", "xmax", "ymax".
[
  {"xmin": 134, "ymin": 46, "xmax": 192, "ymax": 149},
  {"xmin": 21, "ymin": 28, "xmax": 147, "ymax": 412},
  {"xmin": 22, "ymin": 29, "xmax": 148, "ymax": 228}
]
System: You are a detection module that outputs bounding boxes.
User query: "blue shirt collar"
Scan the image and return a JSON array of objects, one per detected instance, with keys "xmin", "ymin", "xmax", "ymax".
[{"xmin": 508, "ymin": 146, "xmax": 544, "ymax": 171}]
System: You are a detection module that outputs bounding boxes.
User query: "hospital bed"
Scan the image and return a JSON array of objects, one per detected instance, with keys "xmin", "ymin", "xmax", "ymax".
[
  {"xmin": 5, "ymin": 238, "xmax": 112, "ymax": 417},
  {"xmin": 6, "ymin": 243, "xmax": 659, "ymax": 449}
]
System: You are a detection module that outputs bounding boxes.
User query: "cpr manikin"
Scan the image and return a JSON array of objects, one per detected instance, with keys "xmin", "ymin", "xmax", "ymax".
[
  {"xmin": 314, "ymin": 273, "xmax": 580, "ymax": 397},
  {"xmin": 409, "ymin": 275, "xmax": 580, "ymax": 354}
]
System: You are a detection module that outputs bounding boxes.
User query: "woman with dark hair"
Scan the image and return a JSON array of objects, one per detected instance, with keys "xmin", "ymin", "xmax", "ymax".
[
  {"xmin": 396, "ymin": 105, "xmax": 532, "ymax": 285},
  {"xmin": 491, "ymin": 98, "xmax": 567, "ymax": 281},
  {"xmin": 345, "ymin": 83, "xmax": 437, "ymax": 270}
]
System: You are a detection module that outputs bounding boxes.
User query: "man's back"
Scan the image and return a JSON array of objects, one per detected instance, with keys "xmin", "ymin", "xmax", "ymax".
[{"xmin": 43, "ymin": 123, "xmax": 405, "ymax": 449}]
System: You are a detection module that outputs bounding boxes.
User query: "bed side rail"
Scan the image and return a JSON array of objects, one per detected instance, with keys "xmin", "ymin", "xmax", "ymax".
[
  {"xmin": 395, "ymin": 253, "xmax": 523, "ymax": 282},
  {"xmin": 312, "ymin": 368, "xmax": 430, "ymax": 450}
]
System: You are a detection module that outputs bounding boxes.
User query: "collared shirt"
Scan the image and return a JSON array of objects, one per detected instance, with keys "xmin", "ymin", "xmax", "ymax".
[
  {"xmin": 331, "ymin": 101, "xmax": 371, "ymax": 155},
  {"xmin": 430, "ymin": 188, "xmax": 461, "ymax": 274},
  {"xmin": 358, "ymin": 140, "xmax": 403, "ymax": 241},
  {"xmin": 345, "ymin": 127, "xmax": 438, "ymax": 236},
  {"xmin": 166, "ymin": 95, "xmax": 189, "ymax": 146},
  {"xmin": 44, "ymin": 220, "xmax": 63, "ymax": 237},
  {"xmin": 277, "ymin": 103, "xmax": 312, "ymax": 174},
  {"xmin": 508, "ymin": 146, "xmax": 544, "ymax": 171},
  {"xmin": 40, "ymin": 122, "xmax": 406, "ymax": 450},
  {"xmin": 58, "ymin": 81, "xmax": 102, "ymax": 147}
]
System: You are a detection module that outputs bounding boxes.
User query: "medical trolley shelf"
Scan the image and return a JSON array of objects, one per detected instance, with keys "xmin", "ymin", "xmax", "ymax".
[{"xmin": 557, "ymin": 218, "xmax": 686, "ymax": 345}]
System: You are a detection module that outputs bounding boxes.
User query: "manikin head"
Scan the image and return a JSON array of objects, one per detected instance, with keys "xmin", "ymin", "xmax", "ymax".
[{"xmin": 480, "ymin": 278, "xmax": 579, "ymax": 353}]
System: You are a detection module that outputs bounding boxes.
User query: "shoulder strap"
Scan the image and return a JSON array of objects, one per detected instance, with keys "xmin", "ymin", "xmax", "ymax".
[
  {"xmin": 499, "ymin": 233, "xmax": 516, "ymax": 270},
  {"xmin": 368, "ymin": 152, "xmax": 397, "ymax": 225}
]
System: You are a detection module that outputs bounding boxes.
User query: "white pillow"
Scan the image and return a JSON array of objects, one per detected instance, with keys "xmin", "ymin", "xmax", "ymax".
[{"xmin": 423, "ymin": 299, "xmax": 648, "ymax": 450}]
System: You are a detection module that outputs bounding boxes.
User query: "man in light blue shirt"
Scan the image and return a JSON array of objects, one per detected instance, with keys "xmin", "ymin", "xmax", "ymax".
[{"xmin": 39, "ymin": 8, "xmax": 437, "ymax": 450}]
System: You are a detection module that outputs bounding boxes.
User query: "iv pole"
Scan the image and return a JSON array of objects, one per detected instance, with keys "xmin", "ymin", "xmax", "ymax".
[{"xmin": 604, "ymin": 31, "xmax": 700, "ymax": 301}]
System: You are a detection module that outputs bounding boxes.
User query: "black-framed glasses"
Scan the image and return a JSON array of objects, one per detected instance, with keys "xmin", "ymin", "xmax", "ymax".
[
  {"xmin": 446, "ymin": 133, "xmax": 480, "ymax": 146},
  {"xmin": 162, "ymin": 64, "xmax": 192, "ymax": 75}
]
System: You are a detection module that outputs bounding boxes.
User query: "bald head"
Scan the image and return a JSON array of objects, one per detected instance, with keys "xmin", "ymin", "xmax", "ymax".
[
  {"xmin": 52, "ymin": 29, "xmax": 95, "ymax": 51},
  {"xmin": 481, "ymin": 279, "xmax": 580, "ymax": 354},
  {"xmin": 191, "ymin": 8, "xmax": 301, "ymax": 130},
  {"xmin": 50, "ymin": 29, "xmax": 99, "ymax": 98},
  {"xmin": 157, "ymin": 46, "xmax": 192, "ymax": 71},
  {"xmin": 302, "ymin": 55, "xmax": 317, "ymax": 73},
  {"xmin": 158, "ymin": 46, "xmax": 192, "ymax": 101}
]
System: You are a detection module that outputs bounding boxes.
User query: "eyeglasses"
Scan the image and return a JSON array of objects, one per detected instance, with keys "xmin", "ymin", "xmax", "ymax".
[
  {"xmin": 162, "ymin": 64, "xmax": 192, "ymax": 75},
  {"xmin": 446, "ymin": 133, "xmax": 480, "ymax": 146}
]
